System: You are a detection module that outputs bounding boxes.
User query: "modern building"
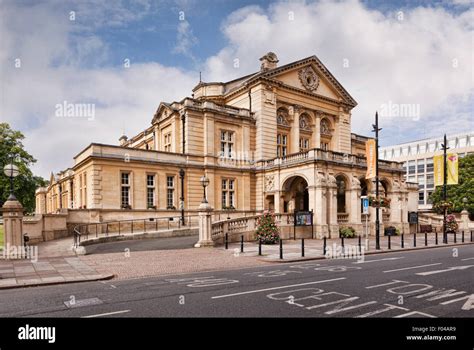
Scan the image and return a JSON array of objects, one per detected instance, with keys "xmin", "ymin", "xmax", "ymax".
[
  {"xmin": 380, "ymin": 132, "xmax": 474, "ymax": 210},
  {"xmin": 36, "ymin": 52, "xmax": 418, "ymax": 237}
]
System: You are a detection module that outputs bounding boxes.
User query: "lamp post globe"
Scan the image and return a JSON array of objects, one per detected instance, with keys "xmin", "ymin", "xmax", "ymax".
[
  {"xmin": 200, "ymin": 175, "xmax": 209, "ymax": 203},
  {"xmin": 4, "ymin": 163, "xmax": 19, "ymax": 200}
]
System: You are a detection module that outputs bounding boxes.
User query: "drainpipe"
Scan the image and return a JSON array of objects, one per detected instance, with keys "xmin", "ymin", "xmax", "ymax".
[{"xmin": 181, "ymin": 112, "xmax": 186, "ymax": 154}]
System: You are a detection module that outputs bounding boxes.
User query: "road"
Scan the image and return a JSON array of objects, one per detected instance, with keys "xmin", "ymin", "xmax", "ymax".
[{"xmin": 0, "ymin": 245, "xmax": 472, "ymax": 318}]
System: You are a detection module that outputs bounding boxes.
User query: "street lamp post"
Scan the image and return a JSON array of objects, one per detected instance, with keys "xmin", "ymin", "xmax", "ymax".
[
  {"xmin": 4, "ymin": 161, "xmax": 20, "ymax": 201},
  {"xmin": 371, "ymin": 112, "xmax": 382, "ymax": 250},
  {"xmin": 200, "ymin": 175, "xmax": 210, "ymax": 204},
  {"xmin": 179, "ymin": 169, "xmax": 185, "ymax": 225},
  {"xmin": 441, "ymin": 134, "xmax": 449, "ymax": 244}
]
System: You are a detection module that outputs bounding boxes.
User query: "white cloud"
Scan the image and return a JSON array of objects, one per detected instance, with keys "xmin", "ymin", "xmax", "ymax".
[
  {"xmin": 173, "ymin": 20, "xmax": 198, "ymax": 58},
  {"xmin": 203, "ymin": 1, "xmax": 474, "ymax": 138},
  {"xmin": 0, "ymin": 1, "xmax": 196, "ymax": 177}
]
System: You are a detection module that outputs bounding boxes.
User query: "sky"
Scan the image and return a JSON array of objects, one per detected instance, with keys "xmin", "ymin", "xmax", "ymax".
[{"xmin": 0, "ymin": 0, "xmax": 473, "ymax": 178}]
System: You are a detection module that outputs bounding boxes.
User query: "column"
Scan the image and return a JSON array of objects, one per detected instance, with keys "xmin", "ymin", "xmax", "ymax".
[
  {"xmin": 314, "ymin": 112, "xmax": 321, "ymax": 149},
  {"xmin": 348, "ymin": 177, "xmax": 362, "ymax": 234},
  {"xmin": 195, "ymin": 201, "xmax": 214, "ymax": 247},
  {"xmin": 1, "ymin": 198, "xmax": 25, "ymax": 259},
  {"xmin": 326, "ymin": 175, "xmax": 339, "ymax": 238},
  {"xmin": 290, "ymin": 105, "xmax": 300, "ymax": 153}
]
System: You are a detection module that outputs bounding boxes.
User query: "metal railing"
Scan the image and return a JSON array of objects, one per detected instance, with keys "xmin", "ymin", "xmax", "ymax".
[{"xmin": 73, "ymin": 215, "xmax": 200, "ymax": 247}]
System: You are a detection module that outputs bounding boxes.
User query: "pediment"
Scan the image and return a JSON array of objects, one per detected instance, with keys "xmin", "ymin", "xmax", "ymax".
[
  {"xmin": 262, "ymin": 56, "xmax": 357, "ymax": 107},
  {"xmin": 152, "ymin": 103, "xmax": 177, "ymax": 124}
]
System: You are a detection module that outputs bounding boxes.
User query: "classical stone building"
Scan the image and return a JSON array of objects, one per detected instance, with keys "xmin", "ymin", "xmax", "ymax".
[{"xmin": 36, "ymin": 53, "xmax": 418, "ymax": 237}]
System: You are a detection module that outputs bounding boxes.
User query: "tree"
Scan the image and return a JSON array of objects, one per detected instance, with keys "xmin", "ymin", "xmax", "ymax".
[
  {"xmin": 430, "ymin": 154, "xmax": 474, "ymax": 219},
  {"xmin": 0, "ymin": 123, "xmax": 47, "ymax": 213},
  {"xmin": 255, "ymin": 211, "xmax": 280, "ymax": 244}
]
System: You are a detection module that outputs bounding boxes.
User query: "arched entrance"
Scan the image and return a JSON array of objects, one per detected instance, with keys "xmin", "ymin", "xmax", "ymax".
[
  {"xmin": 336, "ymin": 175, "xmax": 347, "ymax": 213},
  {"xmin": 282, "ymin": 176, "xmax": 309, "ymax": 213}
]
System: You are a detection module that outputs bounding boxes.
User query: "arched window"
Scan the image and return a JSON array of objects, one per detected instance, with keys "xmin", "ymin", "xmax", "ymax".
[
  {"xmin": 320, "ymin": 118, "xmax": 332, "ymax": 151},
  {"xmin": 336, "ymin": 176, "xmax": 346, "ymax": 213}
]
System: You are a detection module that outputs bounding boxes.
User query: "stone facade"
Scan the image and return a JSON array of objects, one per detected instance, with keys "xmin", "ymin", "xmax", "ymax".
[{"xmin": 36, "ymin": 53, "xmax": 418, "ymax": 236}]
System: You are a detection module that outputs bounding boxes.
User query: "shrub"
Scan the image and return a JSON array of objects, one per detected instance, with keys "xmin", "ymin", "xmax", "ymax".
[
  {"xmin": 255, "ymin": 211, "xmax": 280, "ymax": 244},
  {"xmin": 339, "ymin": 226, "xmax": 356, "ymax": 238},
  {"xmin": 445, "ymin": 214, "xmax": 458, "ymax": 233}
]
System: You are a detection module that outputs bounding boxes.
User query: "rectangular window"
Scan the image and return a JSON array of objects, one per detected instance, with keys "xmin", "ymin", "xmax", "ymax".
[
  {"xmin": 426, "ymin": 158, "xmax": 434, "ymax": 173},
  {"xmin": 221, "ymin": 179, "xmax": 235, "ymax": 209},
  {"xmin": 427, "ymin": 191, "xmax": 434, "ymax": 204},
  {"xmin": 418, "ymin": 191, "xmax": 425, "ymax": 205},
  {"xmin": 426, "ymin": 174, "xmax": 434, "ymax": 189},
  {"xmin": 121, "ymin": 173, "xmax": 130, "ymax": 208},
  {"xmin": 299, "ymin": 137, "xmax": 310, "ymax": 152},
  {"xmin": 417, "ymin": 159, "xmax": 425, "ymax": 173},
  {"xmin": 166, "ymin": 176, "xmax": 174, "ymax": 209},
  {"xmin": 164, "ymin": 132, "xmax": 172, "ymax": 152},
  {"xmin": 320, "ymin": 142, "xmax": 329, "ymax": 151},
  {"xmin": 220, "ymin": 130, "xmax": 234, "ymax": 158},
  {"xmin": 277, "ymin": 133, "xmax": 288, "ymax": 157},
  {"xmin": 147, "ymin": 174, "xmax": 155, "ymax": 208},
  {"xmin": 408, "ymin": 160, "xmax": 416, "ymax": 174}
]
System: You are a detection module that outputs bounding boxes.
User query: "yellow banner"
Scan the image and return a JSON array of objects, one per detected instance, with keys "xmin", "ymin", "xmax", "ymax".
[
  {"xmin": 447, "ymin": 153, "xmax": 458, "ymax": 185},
  {"xmin": 365, "ymin": 139, "xmax": 376, "ymax": 179},
  {"xmin": 433, "ymin": 155, "xmax": 444, "ymax": 187},
  {"xmin": 433, "ymin": 153, "xmax": 458, "ymax": 186}
]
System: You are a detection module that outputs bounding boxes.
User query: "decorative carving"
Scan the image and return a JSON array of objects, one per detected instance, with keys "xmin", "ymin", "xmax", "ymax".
[
  {"xmin": 298, "ymin": 66, "xmax": 320, "ymax": 92},
  {"xmin": 326, "ymin": 174, "xmax": 337, "ymax": 187},
  {"xmin": 351, "ymin": 176, "xmax": 361, "ymax": 190},
  {"xmin": 299, "ymin": 114, "xmax": 311, "ymax": 131},
  {"xmin": 265, "ymin": 175, "xmax": 275, "ymax": 191},
  {"xmin": 320, "ymin": 118, "xmax": 331, "ymax": 135},
  {"xmin": 277, "ymin": 108, "xmax": 289, "ymax": 126}
]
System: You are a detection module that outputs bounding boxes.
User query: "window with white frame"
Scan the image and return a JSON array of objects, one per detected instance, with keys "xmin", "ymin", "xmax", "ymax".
[
  {"xmin": 121, "ymin": 172, "xmax": 130, "ymax": 208},
  {"xmin": 147, "ymin": 174, "xmax": 155, "ymax": 208},
  {"xmin": 164, "ymin": 132, "xmax": 172, "ymax": 152},
  {"xmin": 277, "ymin": 133, "xmax": 288, "ymax": 157},
  {"xmin": 221, "ymin": 179, "xmax": 235, "ymax": 209},
  {"xmin": 166, "ymin": 176, "xmax": 175, "ymax": 209},
  {"xmin": 220, "ymin": 130, "xmax": 234, "ymax": 158}
]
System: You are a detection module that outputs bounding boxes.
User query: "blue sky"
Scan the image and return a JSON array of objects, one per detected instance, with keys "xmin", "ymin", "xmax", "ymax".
[{"xmin": 1, "ymin": 0, "xmax": 473, "ymax": 177}]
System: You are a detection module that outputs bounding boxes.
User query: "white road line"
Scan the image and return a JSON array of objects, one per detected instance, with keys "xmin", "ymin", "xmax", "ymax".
[
  {"xmin": 82, "ymin": 310, "xmax": 131, "ymax": 318},
  {"xmin": 383, "ymin": 263, "xmax": 442, "ymax": 273},
  {"xmin": 461, "ymin": 257, "xmax": 474, "ymax": 261},
  {"xmin": 353, "ymin": 257, "xmax": 404, "ymax": 264},
  {"xmin": 416, "ymin": 265, "xmax": 474, "ymax": 276},
  {"xmin": 211, "ymin": 278, "xmax": 346, "ymax": 299}
]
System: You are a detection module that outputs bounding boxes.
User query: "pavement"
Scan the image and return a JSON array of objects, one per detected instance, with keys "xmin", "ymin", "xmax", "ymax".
[{"xmin": 0, "ymin": 244, "xmax": 472, "ymax": 318}]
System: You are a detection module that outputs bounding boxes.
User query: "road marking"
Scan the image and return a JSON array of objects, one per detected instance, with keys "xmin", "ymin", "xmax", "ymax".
[
  {"xmin": 82, "ymin": 310, "xmax": 131, "ymax": 318},
  {"xmin": 461, "ymin": 295, "xmax": 474, "ymax": 310},
  {"xmin": 383, "ymin": 263, "xmax": 442, "ymax": 273},
  {"xmin": 440, "ymin": 295, "xmax": 472, "ymax": 305},
  {"xmin": 211, "ymin": 278, "xmax": 346, "ymax": 299},
  {"xmin": 353, "ymin": 257, "xmax": 404, "ymax": 264},
  {"xmin": 461, "ymin": 257, "xmax": 474, "ymax": 261},
  {"xmin": 415, "ymin": 265, "xmax": 474, "ymax": 276}
]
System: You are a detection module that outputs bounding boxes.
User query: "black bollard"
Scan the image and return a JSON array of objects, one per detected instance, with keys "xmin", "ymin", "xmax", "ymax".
[
  {"xmin": 301, "ymin": 238, "xmax": 305, "ymax": 257},
  {"xmin": 401, "ymin": 234, "xmax": 404, "ymax": 249},
  {"xmin": 388, "ymin": 235, "xmax": 391, "ymax": 250},
  {"xmin": 435, "ymin": 231, "xmax": 438, "ymax": 245},
  {"xmin": 258, "ymin": 239, "xmax": 262, "ymax": 256},
  {"xmin": 323, "ymin": 236, "xmax": 327, "ymax": 256},
  {"xmin": 462, "ymin": 230, "xmax": 465, "ymax": 243},
  {"xmin": 279, "ymin": 239, "xmax": 283, "ymax": 260},
  {"xmin": 225, "ymin": 233, "xmax": 228, "ymax": 250},
  {"xmin": 471, "ymin": 230, "xmax": 473, "ymax": 243},
  {"xmin": 240, "ymin": 235, "xmax": 244, "ymax": 253},
  {"xmin": 425, "ymin": 232, "xmax": 428, "ymax": 246},
  {"xmin": 358, "ymin": 235, "xmax": 362, "ymax": 252},
  {"xmin": 454, "ymin": 231, "xmax": 457, "ymax": 244},
  {"xmin": 414, "ymin": 233, "xmax": 416, "ymax": 247}
]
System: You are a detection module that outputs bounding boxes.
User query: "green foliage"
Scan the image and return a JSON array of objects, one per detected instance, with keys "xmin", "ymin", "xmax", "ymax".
[
  {"xmin": 0, "ymin": 123, "xmax": 47, "ymax": 213},
  {"xmin": 255, "ymin": 211, "xmax": 280, "ymax": 244},
  {"xmin": 430, "ymin": 154, "xmax": 474, "ymax": 217},
  {"xmin": 339, "ymin": 226, "xmax": 356, "ymax": 238}
]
